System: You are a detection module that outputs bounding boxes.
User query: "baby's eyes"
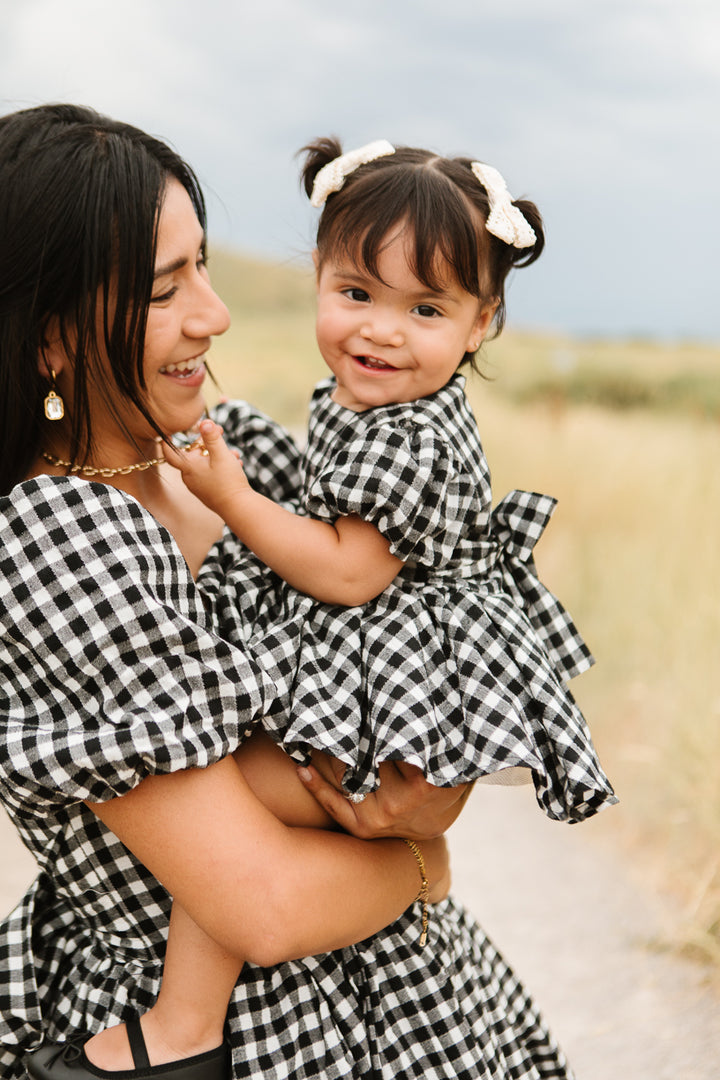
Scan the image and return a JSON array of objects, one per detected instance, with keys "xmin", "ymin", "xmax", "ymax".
[
  {"xmin": 341, "ymin": 287, "xmax": 371, "ymax": 303},
  {"xmin": 337, "ymin": 289, "xmax": 442, "ymax": 317}
]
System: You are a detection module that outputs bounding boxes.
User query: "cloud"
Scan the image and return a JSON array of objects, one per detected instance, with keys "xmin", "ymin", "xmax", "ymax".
[{"xmin": 1, "ymin": 0, "xmax": 717, "ymax": 337}]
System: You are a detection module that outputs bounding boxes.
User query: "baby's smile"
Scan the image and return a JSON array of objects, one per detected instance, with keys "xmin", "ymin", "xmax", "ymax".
[{"xmin": 354, "ymin": 355, "xmax": 397, "ymax": 371}]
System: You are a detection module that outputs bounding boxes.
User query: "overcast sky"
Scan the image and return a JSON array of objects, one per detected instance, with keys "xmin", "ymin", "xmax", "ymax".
[{"xmin": 1, "ymin": 0, "xmax": 718, "ymax": 340}]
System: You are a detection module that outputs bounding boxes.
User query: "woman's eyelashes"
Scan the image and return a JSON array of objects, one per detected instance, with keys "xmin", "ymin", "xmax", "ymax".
[
  {"xmin": 150, "ymin": 286, "xmax": 177, "ymax": 304},
  {"xmin": 151, "ymin": 257, "xmax": 208, "ymax": 304}
]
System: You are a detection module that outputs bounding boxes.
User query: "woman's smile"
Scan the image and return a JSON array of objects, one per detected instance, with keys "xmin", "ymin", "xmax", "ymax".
[
  {"xmin": 158, "ymin": 356, "xmax": 207, "ymax": 382},
  {"xmin": 142, "ymin": 179, "xmax": 230, "ymax": 433}
]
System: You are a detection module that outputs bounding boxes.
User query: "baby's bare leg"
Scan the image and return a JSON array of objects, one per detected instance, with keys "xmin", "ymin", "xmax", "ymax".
[
  {"xmin": 84, "ymin": 903, "xmax": 239, "ymax": 1069},
  {"xmin": 233, "ymin": 730, "xmax": 335, "ymax": 828},
  {"xmin": 84, "ymin": 731, "xmax": 333, "ymax": 1069},
  {"xmin": 146, "ymin": 904, "xmax": 242, "ymax": 1051}
]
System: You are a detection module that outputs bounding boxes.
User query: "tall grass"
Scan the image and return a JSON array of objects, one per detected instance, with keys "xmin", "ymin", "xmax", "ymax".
[
  {"xmin": 208, "ymin": 250, "xmax": 720, "ymax": 964},
  {"xmin": 466, "ymin": 389, "xmax": 720, "ymax": 965}
]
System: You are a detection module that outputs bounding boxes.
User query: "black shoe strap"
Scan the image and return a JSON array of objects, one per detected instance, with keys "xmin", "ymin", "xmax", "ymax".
[{"xmin": 125, "ymin": 1018, "xmax": 151, "ymax": 1070}]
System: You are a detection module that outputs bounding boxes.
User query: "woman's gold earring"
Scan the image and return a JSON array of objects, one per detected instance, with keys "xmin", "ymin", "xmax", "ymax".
[{"xmin": 43, "ymin": 368, "xmax": 65, "ymax": 420}]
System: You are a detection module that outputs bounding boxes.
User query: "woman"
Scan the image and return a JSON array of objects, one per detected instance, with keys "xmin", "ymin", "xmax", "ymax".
[{"xmin": 0, "ymin": 104, "xmax": 574, "ymax": 1080}]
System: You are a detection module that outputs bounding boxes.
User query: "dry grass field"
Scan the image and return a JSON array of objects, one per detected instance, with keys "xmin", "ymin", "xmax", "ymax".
[
  {"xmin": 207, "ymin": 249, "xmax": 720, "ymax": 967},
  {"xmin": 469, "ymin": 394, "xmax": 720, "ymax": 967}
]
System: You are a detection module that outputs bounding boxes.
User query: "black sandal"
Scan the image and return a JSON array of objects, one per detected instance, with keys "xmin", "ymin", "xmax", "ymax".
[{"xmin": 24, "ymin": 1017, "xmax": 230, "ymax": 1079}]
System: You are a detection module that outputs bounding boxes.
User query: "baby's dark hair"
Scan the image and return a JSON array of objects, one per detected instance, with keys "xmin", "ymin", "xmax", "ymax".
[{"xmin": 300, "ymin": 137, "xmax": 544, "ymax": 369}]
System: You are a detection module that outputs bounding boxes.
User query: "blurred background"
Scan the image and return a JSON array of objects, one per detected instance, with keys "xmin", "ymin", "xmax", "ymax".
[
  {"xmin": 3, "ymin": 0, "xmax": 719, "ymax": 339},
  {"xmin": 1, "ymin": 0, "xmax": 718, "ymax": 1021}
]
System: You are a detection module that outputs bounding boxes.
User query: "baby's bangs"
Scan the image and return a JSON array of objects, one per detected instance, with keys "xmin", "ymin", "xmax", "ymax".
[
  {"xmin": 408, "ymin": 171, "xmax": 484, "ymax": 297},
  {"xmin": 320, "ymin": 164, "xmax": 485, "ymax": 298}
]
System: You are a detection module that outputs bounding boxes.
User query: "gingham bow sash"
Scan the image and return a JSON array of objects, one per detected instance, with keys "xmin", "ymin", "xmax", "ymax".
[
  {"xmin": 485, "ymin": 490, "xmax": 593, "ymax": 680},
  {"xmin": 407, "ymin": 490, "xmax": 594, "ymax": 681}
]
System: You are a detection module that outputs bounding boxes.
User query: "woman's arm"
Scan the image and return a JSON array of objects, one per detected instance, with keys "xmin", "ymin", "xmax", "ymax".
[
  {"xmin": 86, "ymin": 753, "xmax": 447, "ymax": 967},
  {"xmin": 164, "ymin": 420, "xmax": 402, "ymax": 605}
]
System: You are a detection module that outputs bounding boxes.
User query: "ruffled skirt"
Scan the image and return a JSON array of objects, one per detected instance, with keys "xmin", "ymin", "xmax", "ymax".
[
  {"xmin": 207, "ymin": 547, "xmax": 615, "ymax": 824},
  {"xmin": 0, "ymin": 874, "xmax": 574, "ymax": 1080}
]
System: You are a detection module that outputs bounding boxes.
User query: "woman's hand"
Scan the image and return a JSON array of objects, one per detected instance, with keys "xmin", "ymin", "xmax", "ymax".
[{"xmin": 298, "ymin": 755, "xmax": 474, "ymax": 842}]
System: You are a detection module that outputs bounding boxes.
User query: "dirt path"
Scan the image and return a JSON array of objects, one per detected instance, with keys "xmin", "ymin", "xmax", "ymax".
[
  {"xmin": 448, "ymin": 784, "xmax": 720, "ymax": 1079},
  {"xmin": 2, "ymin": 791, "xmax": 719, "ymax": 1078}
]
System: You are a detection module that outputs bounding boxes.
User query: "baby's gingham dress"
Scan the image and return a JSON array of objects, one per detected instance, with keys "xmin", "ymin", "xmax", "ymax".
[
  {"xmin": 211, "ymin": 378, "xmax": 616, "ymax": 823},
  {"xmin": 0, "ymin": 402, "xmax": 575, "ymax": 1079}
]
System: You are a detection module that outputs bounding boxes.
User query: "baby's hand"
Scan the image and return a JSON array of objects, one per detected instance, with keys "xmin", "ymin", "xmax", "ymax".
[{"xmin": 163, "ymin": 419, "xmax": 250, "ymax": 515}]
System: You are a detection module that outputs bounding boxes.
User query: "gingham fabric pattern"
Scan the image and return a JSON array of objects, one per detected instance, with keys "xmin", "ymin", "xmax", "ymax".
[
  {"xmin": 211, "ymin": 399, "xmax": 303, "ymax": 512},
  {"xmin": 0, "ymin": 403, "xmax": 575, "ymax": 1079},
  {"xmin": 210, "ymin": 379, "xmax": 615, "ymax": 822}
]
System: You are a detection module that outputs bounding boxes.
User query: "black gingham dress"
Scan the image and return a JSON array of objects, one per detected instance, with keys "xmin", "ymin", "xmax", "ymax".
[
  {"xmin": 211, "ymin": 378, "xmax": 615, "ymax": 823},
  {"xmin": 0, "ymin": 403, "xmax": 574, "ymax": 1080}
]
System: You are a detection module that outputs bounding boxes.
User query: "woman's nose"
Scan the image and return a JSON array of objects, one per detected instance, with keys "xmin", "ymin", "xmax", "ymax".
[{"xmin": 184, "ymin": 277, "xmax": 231, "ymax": 339}]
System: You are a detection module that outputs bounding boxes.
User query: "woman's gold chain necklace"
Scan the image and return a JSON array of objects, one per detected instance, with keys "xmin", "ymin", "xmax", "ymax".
[{"xmin": 41, "ymin": 451, "xmax": 164, "ymax": 479}]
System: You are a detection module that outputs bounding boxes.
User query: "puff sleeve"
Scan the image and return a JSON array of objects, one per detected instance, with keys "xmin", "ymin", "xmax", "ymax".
[
  {"xmin": 0, "ymin": 477, "xmax": 271, "ymax": 818},
  {"xmin": 305, "ymin": 418, "xmax": 471, "ymax": 566}
]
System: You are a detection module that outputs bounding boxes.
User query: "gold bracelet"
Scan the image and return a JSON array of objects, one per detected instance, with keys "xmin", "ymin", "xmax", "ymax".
[{"xmin": 402, "ymin": 838, "xmax": 429, "ymax": 946}]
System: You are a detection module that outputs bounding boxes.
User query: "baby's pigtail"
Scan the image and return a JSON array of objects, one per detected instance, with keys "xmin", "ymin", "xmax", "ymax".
[
  {"xmin": 299, "ymin": 136, "xmax": 344, "ymax": 200},
  {"xmin": 507, "ymin": 198, "xmax": 545, "ymax": 268},
  {"xmin": 488, "ymin": 196, "xmax": 545, "ymax": 338}
]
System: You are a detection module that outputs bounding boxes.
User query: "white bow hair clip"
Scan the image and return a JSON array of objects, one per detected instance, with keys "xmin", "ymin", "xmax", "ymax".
[
  {"xmin": 470, "ymin": 162, "xmax": 536, "ymax": 249},
  {"xmin": 310, "ymin": 139, "xmax": 396, "ymax": 207},
  {"xmin": 310, "ymin": 142, "xmax": 536, "ymax": 251}
]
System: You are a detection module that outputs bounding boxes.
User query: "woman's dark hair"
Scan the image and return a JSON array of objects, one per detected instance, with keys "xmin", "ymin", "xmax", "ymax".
[
  {"xmin": 0, "ymin": 103, "xmax": 207, "ymax": 494},
  {"xmin": 300, "ymin": 137, "xmax": 544, "ymax": 371}
]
